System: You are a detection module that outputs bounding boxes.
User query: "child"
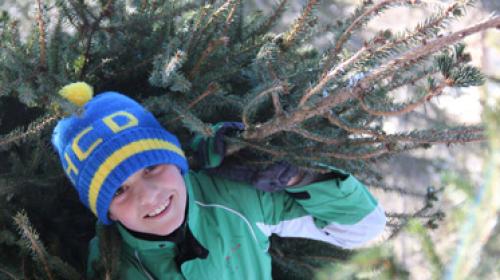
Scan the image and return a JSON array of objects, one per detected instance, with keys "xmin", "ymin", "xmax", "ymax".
[{"xmin": 51, "ymin": 83, "xmax": 386, "ymax": 279}]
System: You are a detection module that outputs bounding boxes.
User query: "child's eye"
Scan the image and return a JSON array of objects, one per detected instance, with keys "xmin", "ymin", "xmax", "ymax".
[
  {"xmin": 144, "ymin": 165, "xmax": 158, "ymax": 174},
  {"xmin": 114, "ymin": 185, "xmax": 128, "ymax": 198}
]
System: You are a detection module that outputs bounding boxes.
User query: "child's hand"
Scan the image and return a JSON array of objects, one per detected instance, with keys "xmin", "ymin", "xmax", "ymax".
[
  {"xmin": 252, "ymin": 161, "xmax": 300, "ymax": 192},
  {"xmin": 192, "ymin": 122, "xmax": 244, "ymax": 168},
  {"xmin": 211, "ymin": 122, "xmax": 245, "ymax": 157}
]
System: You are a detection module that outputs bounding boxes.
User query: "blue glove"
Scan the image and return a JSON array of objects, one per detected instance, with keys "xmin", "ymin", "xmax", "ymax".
[
  {"xmin": 211, "ymin": 122, "xmax": 245, "ymax": 157},
  {"xmin": 206, "ymin": 160, "xmax": 300, "ymax": 192},
  {"xmin": 192, "ymin": 122, "xmax": 245, "ymax": 168},
  {"xmin": 252, "ymin": 161, "xmax": 300, "ymax": 192}
]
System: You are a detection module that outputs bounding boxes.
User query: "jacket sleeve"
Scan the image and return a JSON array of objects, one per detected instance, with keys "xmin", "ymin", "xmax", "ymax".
[{"xmin": 256, "ymin": 168, "xmax": 386, "ymax": 249}]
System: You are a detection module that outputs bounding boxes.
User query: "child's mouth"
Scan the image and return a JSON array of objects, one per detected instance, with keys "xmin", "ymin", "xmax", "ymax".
[{"xmin": 144, "ymin": 195, "xmax": 173, "ymax": 219}]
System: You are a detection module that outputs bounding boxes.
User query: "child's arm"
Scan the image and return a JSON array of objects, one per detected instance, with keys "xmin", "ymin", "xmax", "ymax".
[
  {"xmin": 191, "ymin": 122, "xmax": 302, "ymax": 190},
  {"xmin": 192, "ymin": 122, "xmax": 386, "ymax": 248},
  {"xmin": 256, "ymin": 166, "xmax": 386, "ymax": 249}
]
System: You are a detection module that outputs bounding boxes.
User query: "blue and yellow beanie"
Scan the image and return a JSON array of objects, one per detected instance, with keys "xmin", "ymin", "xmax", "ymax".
[{"xmin": 51, "ymin": 82, "xmax": 189, "ymax": 225}]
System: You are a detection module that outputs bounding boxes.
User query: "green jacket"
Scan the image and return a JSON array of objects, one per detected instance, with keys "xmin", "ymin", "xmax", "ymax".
[{"xmin": 87, "ymin": 167, "xmax": 386, "ymax": 279}]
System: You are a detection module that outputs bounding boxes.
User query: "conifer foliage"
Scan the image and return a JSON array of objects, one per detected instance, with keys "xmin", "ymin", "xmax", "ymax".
[{"xmin": 0, "ymin": 0, "xmax": 498, "ymax": 279}]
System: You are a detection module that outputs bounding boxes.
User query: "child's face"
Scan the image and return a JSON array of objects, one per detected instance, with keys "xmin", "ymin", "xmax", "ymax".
[{"xmin": 108, "ymin": 164, "xmax": 187, "ymax": 236}]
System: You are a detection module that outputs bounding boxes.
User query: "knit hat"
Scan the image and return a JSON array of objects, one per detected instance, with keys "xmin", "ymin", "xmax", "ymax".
[{"xmin": 52, "ymin": 82, "xmax": 189, "ymax": 225}]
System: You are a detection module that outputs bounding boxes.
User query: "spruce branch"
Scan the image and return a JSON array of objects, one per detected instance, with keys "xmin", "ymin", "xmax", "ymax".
[
  {"xmin": 318, "ymin": 127, "xmax": 484, "ymax": 148},
  {"xmin": 187, "ymin": 82, "xmax": 220, "ymax": 109},
  {"xmin": 35, "ymin": 0, "xmax": 47, "ymax": 70},
  {"xmin": 271, "ymin": 91, "xmax": 284, "ymax": 116},
  {"xmin": 357, "ymin": 80, "xmax": 449, "ymax": 116},
  {"xmin": 167, "ymin": 99, "xmax": 213, "ymax": 137},
  {"xmin": 0, "ymin": 265, "xmax": 20, "ymax": 280},
  {"xmin": 324, "ymin": 111, "xmax": 382, "ymax": 136},
  {"xmin": 163, "ymin": 50, "xmax": 186, "ymax": 82},
  {"xmin": 299, "ymin": 46, "xmax": 368, "ymax": 106},
  {"xmin": 253, "ymin": 0, "xmax": 288, "ymax": 39},
  {"xmin": 294, "ymin": 144, "xmax": 390, "ymax": 160},
  {"xmin": 0, "ymin": 113, "xmax": 60, "ymax": 151},
  {"xmin": 225, "ymin": 137, "xmax": 286, "ymax": 157},
  {"xmin": 150, "ymin": 50, "xmax": 188, "ymax": 89},
  {"xmin": 192, "ymin": 0, "xmax": 238, "ymax": 51},
  {"xmin": 386, "ymin": 63, "xmax": 437, "ymax": 91},
  {"xmin": 387, "ymin": 187, "xmax": 445, "ymax": 238},
  {"xmin": 282, "ymin": 0, "xmax": 319, "ymax": 49},
  {"xmin": 370, "ymin": 183, "xmax": 427, "ymax": 198},
  {"xmin": 294, "ymin": 140, "xmax": 450, "ymax": 161},
  {"xmin": 208, "ymin": 0, "xmax": 237, "ymax": 27},
  {"xmin": 186, "ymin": 5, "xmax": 211, "ymax": 56},
  {"xmin": 13, "ymin": 211, "xmax": 54, "ymax": 280},
  {"xmin": 189, "ymin": 36, "xmax": 229, "ymax": 79},
  {"xmin": 223, "ymin": 0, "xmax": 239, "ymax": 34},
  {"xmin": 321, "ymin": 0, "xmax": 406, "ymax": 76},
  {"xmin": 244, "ymin": 16, "xmax": 500, "ymax": 140},
  {"xmin": 266, "ymin": 58, "xmax": 287, "ymax": 116},
  {"xmin": 287, "ymin": 127, "xmax": 343, "ymax": 145},
  {"xmin": 242, "ymin": 83, "xmax": 285, "ymax": 127},
  {"xmin": 317, "ymin": 145, "xmax": 388, "ymax": 160},
  {"xmin": 345, "ymin": 126, "xmax": 485, "ymax": 147},
  {"xmin": 359, "ymin": 16, "xmax": 500, "ymax": 89},
  {"xmin": 407, "ymin": 219, "xmax": 444, "ymax": 278},
  {"xmin": 78, "ymin": 0, "xmax": 113, "ymax": 79},
  {"xmin": 360, "ymin": 0, "xmax": 471, "ymax": 70}
]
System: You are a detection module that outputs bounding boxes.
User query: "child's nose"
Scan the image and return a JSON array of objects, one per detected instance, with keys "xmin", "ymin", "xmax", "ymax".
[{"xmin": 136, "ymin": 181, "xmax": 161, "ymax": 206}]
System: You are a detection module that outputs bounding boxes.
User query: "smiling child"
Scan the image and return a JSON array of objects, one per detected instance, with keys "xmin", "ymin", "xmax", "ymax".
[{"xmin": 51, "ymin": 83, "xmax": 386, "ymax": 279}]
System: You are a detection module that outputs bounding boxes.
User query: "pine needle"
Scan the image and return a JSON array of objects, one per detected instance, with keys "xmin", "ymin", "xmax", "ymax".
[{"xmin": 13, "ymin": 210, "xmax": 55, "ymax": 280}]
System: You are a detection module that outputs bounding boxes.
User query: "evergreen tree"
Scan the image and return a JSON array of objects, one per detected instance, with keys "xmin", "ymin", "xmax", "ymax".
[{"xmin": 0, "ymin": 0, "xmax": 498, "ymax": 279}]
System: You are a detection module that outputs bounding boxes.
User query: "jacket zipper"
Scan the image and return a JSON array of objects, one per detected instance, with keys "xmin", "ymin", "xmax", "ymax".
[{"xmin": 134, "ymin": 250, "xmax": 156, "ymax": 280}]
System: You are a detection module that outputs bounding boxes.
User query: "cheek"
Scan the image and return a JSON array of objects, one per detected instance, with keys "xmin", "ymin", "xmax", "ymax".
[
  {"xmin": 108, "ymin": 204, "xmax": 119, "ymax": 221},
  {"xmin": 108, "ymin": 196, "xmax": 132, "ymax": 221}
]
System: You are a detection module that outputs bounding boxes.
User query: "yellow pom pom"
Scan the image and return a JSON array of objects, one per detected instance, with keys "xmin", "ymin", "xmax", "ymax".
[{"xmin": 59, "ymin": 82, "xmax": 94, "ymax": 106}]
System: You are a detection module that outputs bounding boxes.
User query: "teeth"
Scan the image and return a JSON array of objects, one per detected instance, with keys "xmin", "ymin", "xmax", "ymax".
[{"xmin": 147, "ymin": 199, "xmax": 170, "ymax": 217}]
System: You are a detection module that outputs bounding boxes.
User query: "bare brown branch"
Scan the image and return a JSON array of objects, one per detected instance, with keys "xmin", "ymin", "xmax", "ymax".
[
  {"xmin": 14, "ymin": 212, "xmax": 54, "ymax": 280},
  {"xmin": 189, "ymin": 36, "xmax": 229, "ymax": 79},
  {"xmin": 223, "ymin": 1, "xmax": 239, "ymax": 34},
  {"xmin": 267, "ymin": 63, "xmax": 285, "ymax": 116},
  {"xmin": 187, "ymin": 5, "xmax": 211, "ymax": 55},
  {"xmin": 187, "ymin": 83, "xmax": 220, "ymax": 109},
  {"xmin": 318, "ymin": 146, "xmax": 388, "ymax": 160},
  {"xmin": 35, "ymin": 0, "xmax": 47, "ymax": 69},
  {"xmin": 288, "ymin": 127, "xmax": 343, "ymax": 145},
  {"xmin": 79, "ymin": 0, "xmax": 113, "ymax": 79},
  {"xmin": 242, "ymin": 83, "xmax": 284, "ymax": 127},
  {"xmin": 282, "ymin": 0, "xmax": 319, "ymax": 49}
]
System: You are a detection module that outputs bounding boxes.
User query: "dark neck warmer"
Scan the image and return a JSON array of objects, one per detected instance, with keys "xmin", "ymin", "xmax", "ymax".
[
  {"xmin": 120, "ymin": 195, "xmax": 208, "ymax": 269},
  {"xmin": 121, "ymin": 215, "xmax": 188, "ymax": 243}
]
